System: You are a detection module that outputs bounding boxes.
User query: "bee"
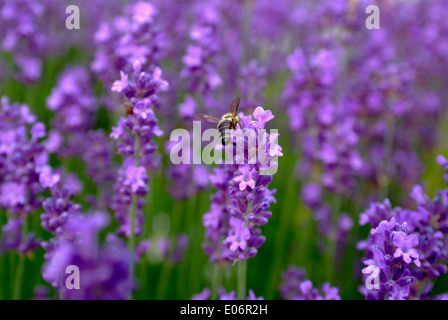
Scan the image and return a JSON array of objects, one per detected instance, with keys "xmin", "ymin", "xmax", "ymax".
[
  {"xmin": 123, "ymin": 99, "xmax": 134, "ymax": 116},
  {"xmin": 199, "ymin": 97, "xmax": 241, "ymax": 145}
]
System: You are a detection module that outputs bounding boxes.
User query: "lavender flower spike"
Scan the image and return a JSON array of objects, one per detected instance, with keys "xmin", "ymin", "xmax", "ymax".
[
  {"xmin": 110, "ymin": 60, "xmax": 167, "ymax": 288},
  {"xmin": 202, "ymin": 105, "xmax": 282, "ymax": 300}
]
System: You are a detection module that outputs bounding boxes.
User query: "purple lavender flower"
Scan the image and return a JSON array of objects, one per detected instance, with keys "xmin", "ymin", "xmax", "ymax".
[
  {"xmin": 392, "ymin": 232, "xmax": 420, "ymax": 266},
  {"xmin": 437, "ymin": 155, "xmax": 448, "ymax": 183},
  {"xmin": 233, "ymin": 165, "xmax": 257, "ymax": 191},
  {"xmin": 40, "ymin": 170, "xmax": 82, "ymax": 235},
  {"xmin": 92, "ymin": 1, "xmax": 164, "ymax": 89},
  {"xmin": 165, "ymin": 162, "xmax": 209, "ymax": 200},
  {"xmin": 1, "ymin": 0, "xmax": 123, "ymax": 83},
  {"xmin": 42, "ymin": 212, "xmax": 133, "ymax": 299},
  {"xmin": 284, "ymin": 47, "xmax": 363, "ymax": 195},
  {"xmin": 218, "ymin": 289, "xmax": 236, "ymax": 300},
  {"xmin": 110, "ymin": 61, "xmax": 167, "ymax": 238},
  {"xmin": 0, "ymin": 97, "xmax": 48, "ymax": 215},
  {"xmin": 46, "ymin": 66, "xmax": 99, "ymax": 162},
  {"xmin": 33, "ymin": 286, "xmax": 49, "ymax": 300},
  {"xmin": 47, "ymin": 66, "xmax": 96, "ymax": 131},
  {"xmin": 238, "ymin": 60, "xmax": 267, "ymax": 111},
  {"xmin": 123, "ymin": 166, "xmax": 148, "ymax": 194},
  {"xmin": 280, "ymin": 265, "xmax": 340, "ymax": 300},
  {"xmin": 191, "ymin": 288, "xmax": 211, "ymax": 300},
  {"xmin": 0, "ymin": 0, "xmax": 47, "ymax": 82},
  {"xmin": 82, "ymin": 130, "xmax": 115, "ymax": 186},
  {"xmin": 202, "ymin": 166, "xmax": 235, "ymax": 263},
  {"xmin": 224, "ymin": 217, "xmax": 251, "ymax": 253},
  {"xmin": 39, "ymin": 166, "xmax": 60, "ymax": 189},
  {"xmin": 301, "ymin": 182, "xmax": 322, "ymax": 209},
  {"xmin": 181, "ymin": 4, "xmax": 221, "ymax": 95},
  {"xmin": 156, "ymin": 237, "xmax": 171, "ymax": 260},
  {"xmin": 359, "ymin": 159, "xmax": 448, "ymax": 300},
  {"xmin": 0, "ymin": 96, "xmax": 50, "ymax": 254},
  {"xmin": 164, "ymin": 122, "xmax": 210, "ymax": 201},
  {"xmin": 247, "ymin": 290, "xmax": 264, "ymax": 300},
  {"xmin": 361, "ymin": 217, "xmax": 418, "ymax": 300},
  {"xmin": 178, "ymin": 95, "xmax": 197, "ymax": 122},
  {"xmin": 171, "ymin": 233, "xmax": 189, "ymax": 264},
  {"xmin": 359, "ymin": 199, "xmax": 395, "ymax": 229},
  {"xmin": 0, "ymin": 217, "xmax": 39, "ymax": 254},
  {"xmin": 178, "ymin": 2, "xmax": 224, "ymax": 115},
  {"xmin": 191, "ymin": 287, "xmax": 263, "ymax": 300},
  {"xmin": 111, "ymin": 162, "xmax": 145, "ymax": 238},
  {"xmin": 203, "ymin": 107, "xmax": 282, "ymax": 263}
]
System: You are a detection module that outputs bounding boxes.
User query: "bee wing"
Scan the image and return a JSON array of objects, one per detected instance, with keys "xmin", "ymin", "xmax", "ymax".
[
  {"xmin": 196, "ymin": 114, "xmax": 221, "ymax": 123},
  {"xmin": 229, "ymin": 97, "xmax": 240, "ymax": 116}
]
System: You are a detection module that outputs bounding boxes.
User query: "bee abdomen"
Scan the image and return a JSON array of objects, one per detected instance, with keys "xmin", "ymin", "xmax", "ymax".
[{"xmin": 218, "ymin": 120, "xmax": 231, "ymax": 145}]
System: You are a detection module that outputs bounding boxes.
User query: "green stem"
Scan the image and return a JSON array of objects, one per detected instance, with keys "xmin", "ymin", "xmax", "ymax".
[
  {"xmin": 129, "ymin": 197, "xmax": 137, "ymax": 287},
  {"xmin": 211, "ymin": 264, "xmax": 222, "ymax": 300},
  {"xmin": 187, "ymin": 196, "xmax": 202, "ymax": 294},
  {"xmin": 327, "ymin": 194, "xmax": 342, "ymax": 282},
  {"xmin": 13, "ymin": 216, "xmax": 28, "ymax": 300},
  {"xmin": 237, "ymin": 201, "xmax": 252, "ymax": 300},
  {"xmin": 237, "ymin": 259, "xmax": 247, "ymax": 300},
  {"xmin": 13, "ymin": 255, "xmax": 25, "ymax": 300},
  {"xmin": 129, "ymin": 135, "xmax": 141, "ymax": 298},
  {"xmin": 156, "ymin": 264, "xmax": 172, "ymax": 299},
  {"xmin": 269, "ymin": 175, "xmax": 296, "ymax": 297}
]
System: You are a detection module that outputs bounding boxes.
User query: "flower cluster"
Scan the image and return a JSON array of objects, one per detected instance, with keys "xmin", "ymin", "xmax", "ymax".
[
  {"xmin": 238, "ymin": 60, "xmax": 267, "ymax": 112},
  {"xmin": 42, "ymin": 212, "xmax": 133, "ymax": 299},
  {"xmin": 202, "ymin": 164, "xmax": 236, "ymax": 263},
  {"xmin": 0, "ymin": 216, "xmax": 40, "ymax": 254},
  {"xmin": 202, "ymin": 107, "xmax": 282, "ymax": 263},
  {"xmin": 45, "ymin": 66, "xmax": 116, "ymax": 205},
  {"xmin": 0, "ymin": 0, "xmax": 110, "ymax": 82},
  {"xmin": 92, "ymin": 1, "xmax": 164, "ymax": 89},
  {"xmin": 164, "ymin": 2, "xmax": 224, "ymax": 201},
  {"xmin": 46, "ymin": 66, "xmax": 97, "ymax": 157},
  {"xmin": 359, "ymin": 157, "xmax": 448, "ymax": 299},
  {"xmin": 38, "ymin": 166, "xmax": 135, "ymax": 300},
  {"xmin": 2, "ymin": 0, "xmax": 448, "ymax": 302},
  {"xmin": 191, "ymin": 287, "xmax": 263, "ymax": 300},
  {"xmin": 0, "ymin": 97, "xmax": 48, "ymax": 254},
  {"xmin": 39, "ymin": 167, "xmax": 81, "ymax": 235},
  {"xmin": 279, "ymin": 265, "xmax": 340, "ymax": 300},
  {"xmin": 281, "ymin": 2, "xmax": 448, "ymax": 258},
  {"xmin": 284, "ymin": 48, "xmax": 363, "ymax": 195},
  {"xmin": 180, "ymin": 2, "xmax": 222, "ymax": 103},
  {"xmin": 0, "ymin": 0, "xmax": 47, "ymax": 82},
  {"xmin": 82, "ymin": 130, "xmax": 115, "ymax": 187},
  {"xmin": 361, "ymin": 217, "xmax": 420, "ymax": 300},
  {"xmin": 283, "ymin": 48, "xmax": 360, "ymax": 239},
  {"xmin": 110, "ymin": 61, "xmax": 167, "ymax": 237}
]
